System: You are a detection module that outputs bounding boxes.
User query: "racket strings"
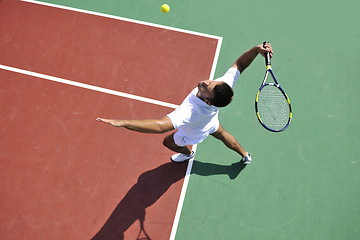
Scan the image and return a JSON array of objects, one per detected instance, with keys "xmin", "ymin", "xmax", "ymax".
[{"xmin": 257, "ymin": 85, "xmax": 290, "ymax": 130}]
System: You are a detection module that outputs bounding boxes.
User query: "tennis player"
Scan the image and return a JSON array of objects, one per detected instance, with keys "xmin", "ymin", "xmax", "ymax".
[{"xmin": 97, "ymin": 42, "xmax": 273, "ymax": 164}]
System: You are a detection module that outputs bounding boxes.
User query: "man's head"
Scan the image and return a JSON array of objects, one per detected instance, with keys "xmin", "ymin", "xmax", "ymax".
[{"xmin": 197, "ymin": 80, "xmax": 234, "ymax": 107}]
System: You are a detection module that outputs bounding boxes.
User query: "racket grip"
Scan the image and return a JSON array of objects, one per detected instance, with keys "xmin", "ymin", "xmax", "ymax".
[{"xmin": 263, "ymin": 41, "xmax": 271, "ymax": 66}]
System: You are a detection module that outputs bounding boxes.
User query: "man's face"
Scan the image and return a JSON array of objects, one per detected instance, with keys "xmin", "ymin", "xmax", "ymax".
[{"xmin": 197, "ymin": 80, "xmax": 221, "ymax": 105}]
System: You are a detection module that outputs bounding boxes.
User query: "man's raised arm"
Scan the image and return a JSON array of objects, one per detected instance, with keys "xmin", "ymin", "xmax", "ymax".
[{"xmin": 233, "ymin": 42, "xmax": 273, "ymax": 73}]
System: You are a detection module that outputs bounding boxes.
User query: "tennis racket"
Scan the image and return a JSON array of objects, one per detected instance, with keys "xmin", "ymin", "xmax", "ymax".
[{"xmin": 255, "ymin": 42, "xmax": 292, "ymax": 132}]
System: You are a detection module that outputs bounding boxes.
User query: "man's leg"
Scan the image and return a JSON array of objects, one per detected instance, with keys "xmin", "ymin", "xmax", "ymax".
[
  {"xmin": 163, "ymin": 132, "xmax": 192, "ymax": 155},
  {"xmin": 97, "ymin": 116, "xmax": 194, "ymax": 162},
  {"xmin": 163, "ymin": 132, "xmax": 194, "ymax": 162}
]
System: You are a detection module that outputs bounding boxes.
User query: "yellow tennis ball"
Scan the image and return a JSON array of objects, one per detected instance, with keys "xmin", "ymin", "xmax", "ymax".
[{"xmin": 161, "ymin": 4, "xmax": 170, "ymax": 13}]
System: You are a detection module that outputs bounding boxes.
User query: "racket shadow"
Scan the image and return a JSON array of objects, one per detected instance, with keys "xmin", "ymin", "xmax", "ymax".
[{"xmin": 191, "ymin": 159, "xmax": 247, "ymax": 180}]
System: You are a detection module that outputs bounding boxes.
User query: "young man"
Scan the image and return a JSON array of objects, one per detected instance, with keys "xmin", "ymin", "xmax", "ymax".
[{"xmin": 97, "ymin": 42, "xmax": 273, "ymax": 164}]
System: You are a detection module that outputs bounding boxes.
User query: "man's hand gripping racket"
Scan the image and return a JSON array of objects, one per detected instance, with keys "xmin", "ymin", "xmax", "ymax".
[{"xmin": 255, "ymin": 42, "xmax": 292, "ymax": 132}]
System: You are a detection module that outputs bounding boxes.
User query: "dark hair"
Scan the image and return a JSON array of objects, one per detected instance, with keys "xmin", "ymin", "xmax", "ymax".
[{"xmin": 209, "ymin": 82, "xmax": 234, "ymax": 107}]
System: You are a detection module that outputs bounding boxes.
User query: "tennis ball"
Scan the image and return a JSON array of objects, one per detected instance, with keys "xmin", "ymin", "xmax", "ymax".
[{"xmin": 161, "ymin": 4, "xmax": 170, "ymax": 13}]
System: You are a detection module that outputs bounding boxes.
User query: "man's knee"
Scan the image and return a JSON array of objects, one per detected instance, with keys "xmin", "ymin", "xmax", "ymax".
[{"xmin": 163, "ymin": 133, "xmax": 175, "ymax": 148}]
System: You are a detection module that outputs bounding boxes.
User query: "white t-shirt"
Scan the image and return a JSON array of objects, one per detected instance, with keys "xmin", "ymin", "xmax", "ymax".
[
  {"xmin": 167, "ymin": 67, "xmax": 240, "ymax": 146},
  {"xmin": 214, "ymin": 67, "xmax": 240, "ymax": 88}
]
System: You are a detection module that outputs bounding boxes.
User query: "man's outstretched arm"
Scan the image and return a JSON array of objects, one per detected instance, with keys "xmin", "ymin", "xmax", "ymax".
[
  {"xmin": 96, "ymin": 116, "xmax": 174, "ymax": 134},
  {"xmin": 233, "ymin": 42, "xmax": 273, "ymax": 73}
]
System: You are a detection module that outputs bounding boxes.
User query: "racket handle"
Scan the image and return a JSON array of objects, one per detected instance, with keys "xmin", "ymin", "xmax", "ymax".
[{"xmin": 263, "ymin": 41, "xmax": 271, "ymax": 66}]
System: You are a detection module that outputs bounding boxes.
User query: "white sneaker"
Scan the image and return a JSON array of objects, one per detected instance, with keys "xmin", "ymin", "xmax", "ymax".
[
  {"xmin": 242, "ymin": 153, "xmax": 252, "ymax": 164},
  {"xmin": 171, "ymin": 151, "xmax": 195, "ymax": 162}
]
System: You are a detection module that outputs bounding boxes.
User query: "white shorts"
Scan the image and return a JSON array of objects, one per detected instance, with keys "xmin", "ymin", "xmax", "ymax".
[{"xmin": 172, "ymin": 122, "xmax": 219, "ymax": 147}]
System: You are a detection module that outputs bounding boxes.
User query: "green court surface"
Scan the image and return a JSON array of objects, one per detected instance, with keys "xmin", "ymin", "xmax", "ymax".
[{"xmin": 33, "ymin": 0, "xmax": 360, "ymax": 239}]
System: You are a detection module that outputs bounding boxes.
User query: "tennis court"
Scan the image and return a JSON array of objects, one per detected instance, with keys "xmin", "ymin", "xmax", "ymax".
[{"xmin": 1, "ymin": 0, "xmax": 359, "ymax": 239}]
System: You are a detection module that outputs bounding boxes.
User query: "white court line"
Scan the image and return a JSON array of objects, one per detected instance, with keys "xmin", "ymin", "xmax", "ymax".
[
  {"xmin": 210, "ymin": 37, "xmax": 223, "ymax": 80},
  {"xmin": 14, "ymin": 1, "xmax": 224, "ymax": 239},
  {"xmin": 169, "ymin": 145, "xmax": 197, "ymax": 240},
  {"xmin": 0, "ymin": 64, "xmax": 179, "ymax": 109},
  {"xmin": 20, "ymin": 0, "xmax": 222, "ymax": 40},
  {"xmin": 19, "ymin": 1, "xmax": 223, "ymax": 81}
]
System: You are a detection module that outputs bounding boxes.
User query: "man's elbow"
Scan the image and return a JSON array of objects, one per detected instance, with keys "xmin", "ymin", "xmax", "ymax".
[
  {"xmin": 234, "ymin": 62, "xmax": 245, "ymax": 73},
  {"xmin": 155, "ymin": 119, "xmax": 174, "ymax": 134}
]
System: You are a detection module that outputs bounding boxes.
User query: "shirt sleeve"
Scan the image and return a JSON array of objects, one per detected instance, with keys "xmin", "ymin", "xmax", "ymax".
[
  {"xmin": 214, "ymin": 67, "xmax": 240, "ymax": 88},
  {"xmin": 167, "ymin": 103, "xmax": 193, "ymax": 129}
]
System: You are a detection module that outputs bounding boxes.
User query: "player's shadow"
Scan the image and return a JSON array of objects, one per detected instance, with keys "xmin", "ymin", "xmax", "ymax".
[{"xmin": 91, "ymin": 159, "xmax": 246, "ymax": 240}]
